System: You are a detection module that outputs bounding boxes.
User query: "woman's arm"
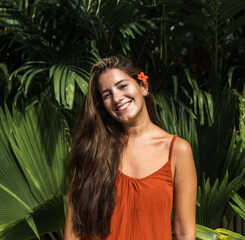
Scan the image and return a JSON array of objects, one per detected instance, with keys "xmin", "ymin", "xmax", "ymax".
[
  {"xmin": 172, "ymin": 138, "xmax": 197, "ymax": 240},
  {"xmin": 64, "ymin": 203, "xmax": 79, "ymax": 240}
]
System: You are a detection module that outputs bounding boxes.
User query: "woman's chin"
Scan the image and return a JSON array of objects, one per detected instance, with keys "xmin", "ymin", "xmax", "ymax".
[{"xmin": 117, "ymin": 115, "xmax": 137, "ymax": 125}]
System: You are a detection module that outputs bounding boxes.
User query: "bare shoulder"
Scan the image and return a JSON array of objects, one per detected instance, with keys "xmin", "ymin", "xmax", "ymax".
[
  {"xmin": 172, "ymin": 136, "xmax": 196, "ymax": 180},
  {"xmin": 171, "ymin": 136, "xmax": 195, "ymax": 170},
  {"xmin": 174, "ymin": 137, "xmax": 193, "ymax": 157}
]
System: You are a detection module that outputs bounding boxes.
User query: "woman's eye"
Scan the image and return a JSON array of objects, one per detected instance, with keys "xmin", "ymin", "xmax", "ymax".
[
  {"xmin": 119, "ymin": 84, "xmax": 127, "ymax": 89},
  {"xmin": 103, "ymin": 93, "xmax": 111, "ymax": 99}
]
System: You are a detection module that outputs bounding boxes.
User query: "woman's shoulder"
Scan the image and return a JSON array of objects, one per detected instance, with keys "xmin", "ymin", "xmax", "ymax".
[
  {"xmin": 173, "ymin": 136, "xmax": 192, "ymax": 156},
  {"xmin": 149, "ymin": 124, "xmax": 193, "ymax": 154},
  {"xmin": 171, "ymin": 136, "xmax": 194, "ymax": 171}
]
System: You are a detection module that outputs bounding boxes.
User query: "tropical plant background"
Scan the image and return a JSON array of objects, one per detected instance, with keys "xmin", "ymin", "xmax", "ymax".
[{"xmin": 0, "ymin": 0, "xmax": 245, "ymax": 239}]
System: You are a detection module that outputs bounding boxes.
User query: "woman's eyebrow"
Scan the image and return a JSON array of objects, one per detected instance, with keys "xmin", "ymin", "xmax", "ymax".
[
  {"xmin": 101, "ymin": 79, "xmax": 127, "ymax": 94},
  {"xmin": 114, "ymin": 79, "xmax": 127, "ymax": 86}
]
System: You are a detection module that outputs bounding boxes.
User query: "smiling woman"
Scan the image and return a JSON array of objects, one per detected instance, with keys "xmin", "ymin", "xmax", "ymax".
[
  {"xmin": 98, "ymin": 68, "xmax": 149, "ymax": 124},
  {"xmin": 65, "ymin": 55, "xmax": 197, "ymax": 240}
]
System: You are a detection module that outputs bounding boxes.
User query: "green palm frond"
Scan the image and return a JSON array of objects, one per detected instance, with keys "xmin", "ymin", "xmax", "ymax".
[
  {"xmin": 215, "ymin": 228, "xmax": 245, "ymax": 240},
  {"xmin": 9, "ymin": 61, "xmax": 89, "ymax": 108},
  {"xmin": 0, "ymin": 97, "xmax": 69, "ymax": 238},
  {"xmin": 222, "ymin": 130, "xmax": 245, "ymax": 180},
  {"xmin": 0, "ymin": 63, "xmax": 8, "ymax": 77},
  {"xmin": 182, "ymin": 69, "xmax": 214, "ymax": 126},
  {"xmin": 8, "ymin": 99, "xmax": 68, "ymax": 201},
  {"xmin": 9, "ymin": 61, "xmax": 48, "ymax": 97},
  {"xmin": 197, "ymin": 169, "xmax": 245, "ymax": 228},
  {"xmin": 198, "ymin": 89, "xmax": 238, "ymax": 178},
  {"xmin": 0, "ymin": 63, "xmax": 11, "ymax": 101},
  {"xmin": 215, "ymin": 89, "xmax": 245, "ymax": 179},
  {"xmin": 196, "ymin": 224, "xmax": 220, "ymax": 240},
  {"xmin": 229, "ymin": 192, "xmax": 245, "ymax": 220},
  {"xmin": 49, "ymin": 64, "xmax": 88, "ymax": 109},
  {"xmin": 0, "ymin": 195, "xmax": 66, "ymax": 240},
  {"xmin": 0, "ymin": 108, "xmax": 37, "ymax": 225},
  {"xmin": 196, "ymin": 0, "xmax": 245, "ymax": 81},
  {"xmin": 196, "ymin": 224, "xmax": 245, "ymax": 240}
]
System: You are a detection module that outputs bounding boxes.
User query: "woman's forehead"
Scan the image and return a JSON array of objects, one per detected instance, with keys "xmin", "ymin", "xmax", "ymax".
[{"xmin": 97, "ymin": 69, "xmax": 133, "ymax": 91}]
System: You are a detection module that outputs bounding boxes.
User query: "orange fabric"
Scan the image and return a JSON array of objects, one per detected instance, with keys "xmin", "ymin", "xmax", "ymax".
[{"xmin": 103, "ymin": 134, "xmax": 178, "ymax": 240}]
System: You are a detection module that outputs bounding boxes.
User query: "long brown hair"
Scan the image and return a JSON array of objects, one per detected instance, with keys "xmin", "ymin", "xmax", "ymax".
[{"xmin": 66, "ymin": 55, "xmax": 161, "ymax": 239}]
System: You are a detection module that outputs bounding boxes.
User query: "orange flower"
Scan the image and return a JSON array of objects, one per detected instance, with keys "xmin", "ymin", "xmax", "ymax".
[{"xmin": 137, "ymin": 72, "xmax": 148, "ymax": 83}]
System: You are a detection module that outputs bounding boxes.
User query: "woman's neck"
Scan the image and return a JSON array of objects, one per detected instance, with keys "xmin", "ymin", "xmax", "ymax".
[{"xmin": 123, "ymin": 116, "xmax": 154, "ymax": 138}]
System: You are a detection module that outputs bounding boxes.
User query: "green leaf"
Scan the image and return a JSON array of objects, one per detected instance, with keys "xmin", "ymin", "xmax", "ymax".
[
  {"xmin": 49, "ymin": 65, "xmax": 57, "ymax": 79},
  {"xmin": 26, "ymin": 215, "xmax": 40, "ymax": 239},
  {"xmin": 227, "ymin": 66, "xmax": 238, "ymax": 88},
  {"xmin": 65, "ymin": 72, "xmax": 75, "ymax": 109},
  {"xmin": 9, "ymin": 65, "xmax": 32, "ymax": 81},
  {"xmin": 230, "ymin": 192, "xmax": 245, "ymax": 220},
  {"xmin": 0, "ymin": 108, "xmax": 37, "ymax": 225},
  {"xmin": 53, "ymin": 66, "xmax": 62, "ymax": 104},
  {"xmin": 197, "ymin": 170, "xmax": 245, "ymax": 228},
  {"xmin": 196, "ymin": 224, "xmax": 220, "ymax": 240},
  {"xmin": 60, "ymin": 68, "xmax": 68, "ymax": 106},
  {"xmin": 215, "ymin": 228, "xmax": 245, "ymax": 240},
  {"xmin": 197, "ymin": 91, "xmax": 204, "ymax": 125},
  {"xmin": 20, "ymin": 68, "xmax": 34, "ymax": 85},
  {"xmin": 172, "ymin": 75, "xmax": 178, "ymax": 101},
  {"xmin": 0, "ymin": 196, "xmax": 66, "ymax": 240},
  {"xmin": 2, "ymin": 99, "xmax": 68, "ymax": 202},
  {"xmin": 24, "ymin": 68, "xmax": 46, "ymax": 95},
  {"xmin": 0, "ymin": 63, "xmax": 8, "ymax": 76},
  {"xmin": 72, "ymin": 71, "xmax": 88, "ymax": 95}
]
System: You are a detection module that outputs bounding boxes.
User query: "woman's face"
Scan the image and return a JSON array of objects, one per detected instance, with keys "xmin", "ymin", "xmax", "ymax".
[{"xmin": 97, "ymin": 68, "xmax": 148, "ymax": 124}]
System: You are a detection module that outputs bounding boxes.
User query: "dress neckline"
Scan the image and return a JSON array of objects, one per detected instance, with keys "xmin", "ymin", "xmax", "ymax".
[
  {"xmin": 118, "ymin": 159, "xmax": 171, "ymax": 181},
  {"xmin": 117, "ymin": 134, "xmax": 178, "ymax": 182}
]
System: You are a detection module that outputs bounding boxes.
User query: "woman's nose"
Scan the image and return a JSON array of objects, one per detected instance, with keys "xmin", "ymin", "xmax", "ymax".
[{"xmin": 112, "ymin": 91, "xmax": 123, "ymax": 104}]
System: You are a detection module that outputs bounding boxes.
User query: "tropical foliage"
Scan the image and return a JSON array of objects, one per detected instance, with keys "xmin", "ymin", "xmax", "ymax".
[
  {"xmin": 0, "ymin": 0, "xmax": 245, "ymax": 239},
  {"xmin": 0, "ymin": 98, "xmax": 69, "ymax": 239}
]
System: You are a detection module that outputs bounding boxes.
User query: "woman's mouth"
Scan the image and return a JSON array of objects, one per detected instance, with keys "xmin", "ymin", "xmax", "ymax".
[{"xmin": 116, "ymin": 101, "xmax": 131, "ymax": 111}]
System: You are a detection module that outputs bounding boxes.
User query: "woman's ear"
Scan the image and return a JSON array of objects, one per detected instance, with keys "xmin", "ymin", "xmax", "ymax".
[{"xmin": 141, "ymin": 82, "xmax": 149, "ymax": 96}]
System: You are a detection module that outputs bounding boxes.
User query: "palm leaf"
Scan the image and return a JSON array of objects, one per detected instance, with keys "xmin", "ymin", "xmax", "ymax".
[
  {"xmin": 196, "ymin": 169, "xmax": 245, "ymax": 228},
  {"xmin": 0, "ymin": 98, "xmax": 69, "ymax": 201},
  {"xmin": 222, "ymin": 130, "xmax": 245, "ymax": 179},
  {"xmin": 215, "ymin": 228, "xmax": 245, "ymax": 240},
  {"xmin": 51, "ymin": 64, "xmax": 88, "ymax": 109},
  {"xmin": 229, "ymin": 192, "xmax": 245, "ymax": 220},
  {"xmin": 196, "ymin": 224, "xmax": 245, "ymax": 240},
  {"xmin": 198, "ymin": 90, "xmax": 237, "ymax": 178},
  {"xmin": 196, "ymin": 224, "xmax": 220, "ymax": 240},
  {"xmin": 8, "ymin": 61, "xmax": 89, "ymax": 108},
  {"xmin": 0, "ymin": 195, "xmax": 66, "ymax": 240},
  {"xmin": 0, "ymin": 98, "xmax": 69, "ymax": 239},
  {"xmin": 0, "ymin": 107, "xmax": 37, "ymax": 225}
]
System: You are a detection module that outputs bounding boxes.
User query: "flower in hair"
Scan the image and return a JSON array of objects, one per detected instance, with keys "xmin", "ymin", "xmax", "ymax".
[{"xmin": 137, "ymin": 72, "xmax": 148, "ymax": 83}]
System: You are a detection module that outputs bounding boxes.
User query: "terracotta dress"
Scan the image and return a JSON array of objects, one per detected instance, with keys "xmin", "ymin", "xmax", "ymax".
[{"xmin": 104, "ymin": 134, "xmax": 178, "ymax": 240}]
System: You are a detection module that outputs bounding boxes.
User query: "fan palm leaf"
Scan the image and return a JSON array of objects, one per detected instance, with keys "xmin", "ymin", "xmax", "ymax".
[
  {"xmin": 0, "ymin": 110, "xmax": 37, "ymax": 224},
  {"xmin": 0, "ymin": 98, "xmax": 69, "ymax": 239},
  {"xmin": 229, "ymin": 192, "xmax": 245, "ymax": 220},
  {"xmin": 9, "ymin": 61, "xmax": 89, "ymax": 108},
  {"xmin": 0, "ymin": 196, "xmax": 66, "ymax": 240},
  {"xmin": 196, "ymin": 170, "xmax": 245, "ymax": 228}
]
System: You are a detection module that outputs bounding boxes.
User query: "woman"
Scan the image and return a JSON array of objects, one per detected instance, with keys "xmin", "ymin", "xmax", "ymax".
[{"xmin": 65, "ymin": 55, "xmax": 197, "ymax": 240}]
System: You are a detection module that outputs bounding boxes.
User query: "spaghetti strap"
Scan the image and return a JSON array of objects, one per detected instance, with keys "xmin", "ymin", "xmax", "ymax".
[{"xmin": 169, "ymin": 134, "xmax": 178, "ymax": 161}]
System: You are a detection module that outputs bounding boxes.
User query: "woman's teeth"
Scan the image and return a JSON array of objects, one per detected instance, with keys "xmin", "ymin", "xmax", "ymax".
[{"xmin": 117, "ymin": 102, "xmax": 130, "ymax": 111}]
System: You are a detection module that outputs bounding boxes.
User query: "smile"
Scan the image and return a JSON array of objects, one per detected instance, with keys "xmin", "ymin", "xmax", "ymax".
[{"xmin": 116, "ymin": 101, "xmax": 131, "ymax": 111}]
